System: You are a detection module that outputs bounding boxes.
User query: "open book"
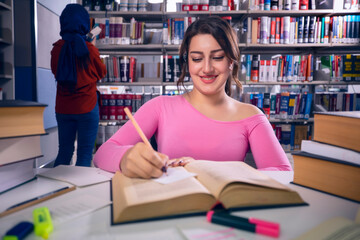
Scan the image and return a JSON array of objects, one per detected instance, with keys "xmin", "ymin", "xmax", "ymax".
[{"xmin": 111, "ymin": 160, "xmax": 307, "ymax": 224}]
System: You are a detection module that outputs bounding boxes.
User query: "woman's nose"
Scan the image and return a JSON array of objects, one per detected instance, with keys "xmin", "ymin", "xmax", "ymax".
[{"xmin": 203, "ymin": 59, "xmax": 214, "ymax": 73}]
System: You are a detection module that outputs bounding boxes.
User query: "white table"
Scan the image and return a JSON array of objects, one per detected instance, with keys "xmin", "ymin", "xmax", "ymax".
[{"xmin": 1, "ymin": 171, "xmax": 359, "ymax": 240}]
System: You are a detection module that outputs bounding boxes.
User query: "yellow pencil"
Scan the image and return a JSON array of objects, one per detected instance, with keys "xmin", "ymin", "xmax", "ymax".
[{"xmin": 124, "ymin": 107, "xmax": 167, "ymax": 173}]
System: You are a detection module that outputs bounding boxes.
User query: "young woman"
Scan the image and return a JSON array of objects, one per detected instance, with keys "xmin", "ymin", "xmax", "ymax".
[
  {"xmin": 93, "ymin": 16, "xmax": 292, "ymax": 177},
  {"xmin": 51, "ymin": 4, "xmax": 106, "ymax": 167}
]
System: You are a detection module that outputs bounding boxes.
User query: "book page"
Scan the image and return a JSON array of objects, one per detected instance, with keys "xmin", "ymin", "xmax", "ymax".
[
  {"xmin": 117, "ymin": 171, "xmax": 211, "ymax": 206},
  {"xmin": 112, "ymin": 171, "xmax": 216, "ymax": 223},
  {"xmin": 153, "ymin": 167, "xmax": 197, "ymax": 184},
  {"xmin": 185, "ymin": 160, "xmax": 289, "ymax": 198}
]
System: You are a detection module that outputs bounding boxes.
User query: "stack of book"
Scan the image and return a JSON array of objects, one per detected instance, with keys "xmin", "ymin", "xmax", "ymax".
[
  {"xmin": 0, "ymin": 100, "xmax": 47, "ymax": 193},
  {"xmin": 292, "ymin": 111, "xmax": 360, "ymax": 202}
]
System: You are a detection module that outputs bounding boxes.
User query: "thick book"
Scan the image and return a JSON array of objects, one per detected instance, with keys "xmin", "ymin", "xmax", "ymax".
[
  {"xmin": 0, "ymin": 100, "xmax": 47, "ymax": 138},
  {"xmin": 313, "ymin": 111, "xmax": 360, "ymax": 152},
  {"xmin": 0, "ymin": 135, "xmax": 43, "ymax": 165},
  {"xmin": 0, "ymin": 158, "xmax": 36, "ymax": 194},
  {"xmin": 292, "ymin": 151, "xmax": 360, "ymax": 202},
  {"xmin": 111, "ymin": 160, "xmax": 307, "ymax": 225},
  {"xmin": 301, "ymin": 140, "xmax": 360, "ymax": 165},
  {"xmin": 294, "ymin": 217, "xmax": 360, "ymax": 240}
]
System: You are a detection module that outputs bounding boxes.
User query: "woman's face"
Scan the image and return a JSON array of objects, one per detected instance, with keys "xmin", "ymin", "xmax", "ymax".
[{"xmin": 188, "ymin": 34, "xmax": 232, "ymax": 96}]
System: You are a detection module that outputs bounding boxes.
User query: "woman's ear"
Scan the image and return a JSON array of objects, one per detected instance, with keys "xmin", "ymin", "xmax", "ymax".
[{"xmin": 229, "ymin": 62, "xmax": 234, "ymax": 70}]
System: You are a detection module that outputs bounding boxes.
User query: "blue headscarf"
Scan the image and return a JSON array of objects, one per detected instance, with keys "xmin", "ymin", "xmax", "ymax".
[{"xmin": 56, "ymin": 4, "xmax": 90, "ymax": 88}]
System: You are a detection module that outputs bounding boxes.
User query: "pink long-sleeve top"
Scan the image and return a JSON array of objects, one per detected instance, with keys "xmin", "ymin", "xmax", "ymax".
[{"xmin": 93, "ymin": 95, "xmax": 292, "ymax": 172}]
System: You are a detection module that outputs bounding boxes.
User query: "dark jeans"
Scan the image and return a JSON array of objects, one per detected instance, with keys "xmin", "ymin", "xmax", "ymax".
[{"xmin": 54, "ymin": 102, "xmax": 99, "ymax": 167}]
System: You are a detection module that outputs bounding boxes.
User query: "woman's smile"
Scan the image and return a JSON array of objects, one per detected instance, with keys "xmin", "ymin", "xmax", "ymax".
[{"xmin": 200, "ymin": 75, "xmax": 218, "ymax": 83}]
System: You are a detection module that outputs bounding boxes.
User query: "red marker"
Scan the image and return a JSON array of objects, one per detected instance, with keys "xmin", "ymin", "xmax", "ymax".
[{"xmin": 206, "ymin": 211, "xmax": 280, "ymax": 238}]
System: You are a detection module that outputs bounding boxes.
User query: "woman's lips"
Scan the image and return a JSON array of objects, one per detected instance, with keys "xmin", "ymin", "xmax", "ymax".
[{"xmin": 200, "ymin": 75, "xmax": 217, "ymax": 84}]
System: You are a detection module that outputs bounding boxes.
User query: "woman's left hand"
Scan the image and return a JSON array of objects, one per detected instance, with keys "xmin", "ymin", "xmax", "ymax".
[{"xmin": 167, "ymin": 157, "xmax": 195, "ymax": 167}]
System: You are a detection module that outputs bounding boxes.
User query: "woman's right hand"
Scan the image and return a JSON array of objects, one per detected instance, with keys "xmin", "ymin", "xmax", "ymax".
[{"xmin": 120, "ymin": 142, "xmax": 169, "ymax": 179}]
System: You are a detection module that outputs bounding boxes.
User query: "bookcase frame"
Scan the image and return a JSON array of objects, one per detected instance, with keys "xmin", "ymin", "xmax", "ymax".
[
  {"xmin": 83, "ymin": 0, "xmax": 359, "ymax": 152},
  {"xmin": 0, "ymin": 0, "xmax": 14, "ymax": 100}
]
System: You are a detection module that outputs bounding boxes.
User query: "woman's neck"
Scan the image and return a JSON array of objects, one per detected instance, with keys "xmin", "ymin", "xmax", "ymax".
[{"xmin": 185, "ymin": 89, "xmax": 229, "ymax": 107}]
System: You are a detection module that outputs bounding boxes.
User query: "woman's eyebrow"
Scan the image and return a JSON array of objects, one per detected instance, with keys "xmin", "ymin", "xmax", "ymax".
[{"xmin": 189, "ymin": 49, "xmax": 224, "ymax": 54}]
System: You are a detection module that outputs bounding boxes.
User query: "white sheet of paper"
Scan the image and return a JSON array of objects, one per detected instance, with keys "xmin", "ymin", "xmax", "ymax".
[
  {"xmin": 177, "ymin": 222, "xmax": 253, "ymax": 240},
  {"xmin": 154, "ymin": 167, "xmax": 197, "ymax": 184},
  {"xmin": 49, "ymin": 194, "xmax": 111, "ymax": 225},
  {"xmin": 38, "ymin": 165, "xmax": 114, "ymax": 187}
]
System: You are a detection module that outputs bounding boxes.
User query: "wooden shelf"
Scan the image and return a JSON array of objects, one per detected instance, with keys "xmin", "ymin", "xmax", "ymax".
[
  {"xmin": 97, "ymin": 81, "xmax": 193, "ymax": 86},
  {"xmin": 269, "ymin": 118, "xmax": 314, "ymax": 123},
  {"xmin": 247, "ymin": 9, "xmax": 333, "ymax": 16},
  {"xmin": 242, "ymin": 81, "xmax": 360, "ymax": 85}
]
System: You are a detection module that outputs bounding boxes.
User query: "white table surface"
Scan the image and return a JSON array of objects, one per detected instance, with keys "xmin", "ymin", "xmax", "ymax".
[{"xmin": 1, "ymin": 171, "xmax": 359, "ymax": 240}]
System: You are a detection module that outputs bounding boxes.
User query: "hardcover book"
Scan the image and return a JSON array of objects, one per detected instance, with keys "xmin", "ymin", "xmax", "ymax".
[
  {"xmin": 111, "ymin": 160, "xmax": 306, "ymax": 225},
  {"xmin": 292, "ymin": 151, "xmax": 360, "ymax": 202},
  {"xmin": 0, "ymin": 100, "xmax": 47, "ymax": 138},
  {"xmin": 313, "ymin": 111, "xmax": 360, "ymax": 152}
]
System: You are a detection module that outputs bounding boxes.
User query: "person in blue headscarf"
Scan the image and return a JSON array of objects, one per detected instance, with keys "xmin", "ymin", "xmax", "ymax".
[{"xmin": 51, "ymin": 3, "xmax": 106, "ymax": 167}]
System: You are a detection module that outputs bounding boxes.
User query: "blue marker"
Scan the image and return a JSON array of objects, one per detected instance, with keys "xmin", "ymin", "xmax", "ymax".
[{"xmin": 3, "ymin": 221, "xmax": 34, "ymax": 240}]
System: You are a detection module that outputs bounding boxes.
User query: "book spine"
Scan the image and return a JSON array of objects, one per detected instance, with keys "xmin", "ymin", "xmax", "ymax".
[
  {"xmin": 270, "ymin": 94, "xmax": 276, "ymax": 119},
  {"xmin": 281, "ymin": 124, "xmax": 291, "ymax": 151},
  {"xmin": 246, "ymin": 55, "xmax": 252, "ymax": 82},
  {"xmin": 323, "ymin": 16, "xmax": 330, "ymax": 44},
  {"xmin": 259, "ymin": 60, "xmax": 266, "ymax": 82},
  {"xmin": 280, "ymin": 17, "xmax": 284, "ymax": 44},
  {"xmin": 291, "ymin": 0, "xmax": 299, "ymax": 10},
  {"xmin": 300, "ymin": 0, "xmax": 308, "ymax": 9},
  {"xmin": 303, "ymin": 16, "xmax": 310, "ymax": 43},
  {"xmin": 283, "ymin": 16, "xmax": 290, "ymax": 44},
  {"xmin": 280, "ymin": 92, "xmax": 290, "ymax": 119},
  {"xmin": 264, "ymin": 0, "xmax": 271, "ymax": 10},
  {"xmin": 298, "ymin": 16, "xmax": 304, "ymax": 43},
  {"xmin": 286, "ymin": 55, "xmax": 293, "ymax": 82},
  {"xmin": 271, "ymin": 0, "xmax": 279, "ymax": 9},
  {"xmin": 309, "ymin": 16, "xmax": 316, "ymax": 43},
  {"xmin": 251, "ymin": 55, "xmax": 260, "ymax": 82},
  {"xmin": 260, "ymin": 16, "xmax": 269, "ymax": 44},
  {"xmin": 284, "ymin": 0, "xmax": 291, "ymax": 10},
  {"xmin": 275, "ymin": 17, "xmax": 281, "ymax": 44},
  {"xmin": 270, "ymin": 17, "xmax": 276, "ymax": 44},
  {"xmin": 287, "ymin": 94, "xmax": 296, "ymax": 119},
  {"xmin": 304, "ymin": 93, "xmax": 312, "ymax": 119},
  {"xmin": 275, "ymin": 93, "xmax": 281, "ymax": 119}
]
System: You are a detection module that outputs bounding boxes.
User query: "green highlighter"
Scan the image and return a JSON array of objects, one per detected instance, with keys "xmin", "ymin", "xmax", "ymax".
[{"xmin": 33, "ymin": 207, "xmax": 53, "ymax": 239}]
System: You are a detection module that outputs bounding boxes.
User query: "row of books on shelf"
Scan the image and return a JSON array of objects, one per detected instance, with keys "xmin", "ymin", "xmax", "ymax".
[
  {"xmin": 243, "ymin": 54, "xmax": 313, "ymax": 82},
  {"xmin": 0, "ymin": 100, "xmax": 47, "ymax": 193},
  {"xmin": 242, "ymin": 92, "xmax": 313, "ymax": 120},
  {"xmin": 316, "ymin": 54, "xmax": 360, "ymax": 82},
  {"xmin": 84, "ymin": 0, "xmax": 149, "ymax": 12},
  {"xmin": 315, "ymin": 92, "xmax": 360, "ymax": 112},
  {"xmin": 99, "ymin": 92, "xmax": 159, "ymax": 121},
  {"xmin": 93, "ymin": 17, "xmax": 145, "ymax": 45},
  {"xmin": 100, "ymin": 55, "xmax": 137, "ymax": 83},
  {"xmin": 272, "ymin": 123, "xmax": 311, "ymax": 151},
  {"xmin": 246, "ymin": 15, "xmax": 360, "ymax": 45},
  {"xmin": 242, "ymin": 53, "xmax": 360, "ymax": 83},
  {"xmin": 84, "ymin": 0, "xmax": 360, "ymax": 12},
  {"xmin": 292, "ymin": 111, "xmax": 360, "ymax": 202},
  {"xmin": 163, "ymin": 55, "xmax": 191, "ymax": 83},
  {"xmin": 92, "ymin": 16, "xmax": 359, "ymax": 46},
  {"xmin": 249, "ymin": 0, "xmax": 336, "ymax": 10}
]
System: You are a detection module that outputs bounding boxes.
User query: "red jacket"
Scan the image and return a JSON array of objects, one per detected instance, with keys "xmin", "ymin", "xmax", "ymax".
[{"xmin": 51, "ymin": 40, "xmax": 106, "ymax": 114}]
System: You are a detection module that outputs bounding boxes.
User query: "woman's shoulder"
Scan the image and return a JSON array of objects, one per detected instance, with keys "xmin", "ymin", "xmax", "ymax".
[
  {"xmin": 232, "ymin": 99, "xmax": 264, "ymax": 120},
  {"xmin": 144, "ymin": 95, "xmax": 183, "ymax": 106}
]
